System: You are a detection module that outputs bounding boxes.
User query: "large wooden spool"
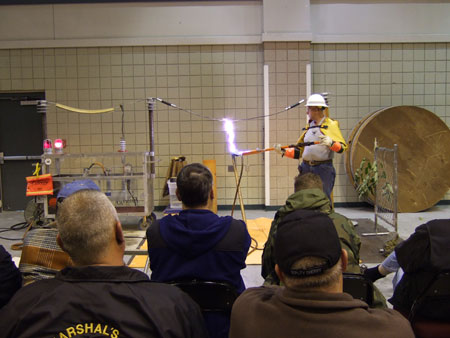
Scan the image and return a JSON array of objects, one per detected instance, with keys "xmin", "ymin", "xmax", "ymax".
[{"xmin": 345, "ymin": 106, "xmax": 450, "ymax": 212}]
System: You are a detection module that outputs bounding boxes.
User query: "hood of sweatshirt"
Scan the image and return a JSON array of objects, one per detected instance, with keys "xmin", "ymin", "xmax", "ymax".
[
  {"xmin": 158, "ymin": 209, "xmax": 233, "ymax": 258},
  {"xmin": 277, "ymin": 188, "xmax": 332, "ymax": 220}
]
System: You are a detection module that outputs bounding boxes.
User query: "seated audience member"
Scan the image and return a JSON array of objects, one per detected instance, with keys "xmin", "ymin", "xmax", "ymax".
[
  {"xmin": 229, "ymin": 209, "xmax": 414, "ymax": 338},
  {"xmin": 147, "ymin": 163, "xmax": 251, "ymax": 338},
  {"xmin": 364, "ymin": 251, "xmax": 404, "ymax": 288},
  {"xmin": 1, "ymin": 190, "xmax": 207, "ymax": 338},
  {"xmin": 385, "ymin": 219, "xmax": 450, "ymax": 318},
  {"xmin": 0, "ymin": 245, "xmax": 22, "ymax": 308},
  {"xmin": 262, "ymin": 173, "xmax": 361, "ymax": 285},
  {"xmin": 19, "ymin": 179, "xmax": 100, "ymax": 284}
]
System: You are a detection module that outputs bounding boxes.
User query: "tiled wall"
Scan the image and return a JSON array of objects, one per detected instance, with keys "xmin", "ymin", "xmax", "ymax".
[
  {"xmin": 0, "ymin": 42, "xmax": 449, "ymax": 208},
  {"xmin": 264, "ymin": 42, "xmax": 310, "ymax": 205},
  {"xmin": 0, "ymin": 46, "xmax": 268, "ymax": 207},
  {"xmin": 311, "ymin": 43, "xmax": 450, "ymax": 201}
]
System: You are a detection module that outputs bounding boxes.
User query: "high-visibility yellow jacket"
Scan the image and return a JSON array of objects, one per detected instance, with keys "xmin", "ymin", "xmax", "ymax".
[{"xmin": 285, "ymin": 117, "xmax": 348, "ymax": 159}]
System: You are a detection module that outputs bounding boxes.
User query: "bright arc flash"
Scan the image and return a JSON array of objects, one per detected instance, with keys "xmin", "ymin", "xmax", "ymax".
[{"xmin": 223, "ymin": 118, "xmax": 242, "ymax": 156}]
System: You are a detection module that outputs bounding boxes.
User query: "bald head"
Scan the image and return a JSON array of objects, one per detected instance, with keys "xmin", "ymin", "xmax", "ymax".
[{"xmin": 56, "ymin": 190, "xmax": 120, "ymax": 266}]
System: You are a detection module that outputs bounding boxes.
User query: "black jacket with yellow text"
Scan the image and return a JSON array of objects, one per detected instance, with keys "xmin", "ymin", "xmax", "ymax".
[{"xmin": 0, "ymin": 265, "xmax": 208, "ymax": 338}]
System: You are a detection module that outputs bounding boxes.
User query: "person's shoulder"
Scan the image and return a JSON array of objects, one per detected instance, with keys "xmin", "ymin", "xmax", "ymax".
[
  {"xmin": 367, "ymin": 307, "xmax": 406, "ymax": 318},
  {"xmin": 0, "ymin": 244, "xmax": 8, "ymax": 256},
  {"xmin": 325, "ymin": 116, "xmax": 339, "ymax": 123},
  {"xmin": 3, "ymin": 278, "xmax": 60, "ymax": 309},
  {"xmin": 229, "ymin": 218, "xmax": 251, "ymax": 241},
  {"xmin": 0, "ymin": 247, "xmax": 17, "ymax": 268},
  {"xmin": 328, "ymin": 211, "xmax": 356, "ymax": 230},
  {"xmin": 159, "ymin": 214, "xmax": 178, "ymax": 224},
  {"xmin": 367, "ymin": 308, "xmax": 411, "ymax": 328},
  {"xmin": 324, "ymin": 117, "xmax": 342, "ymax": 128},
  {"xmin": 229, "ymin": 217, "xmax": 246, "ymax": 227},
  {"xmin": 327, "ymin": 210, "xmax": 351, "ymax": 224},
  {"xmin": 364, "ymin": 308, "xmax": 414, "ymax": 332}
]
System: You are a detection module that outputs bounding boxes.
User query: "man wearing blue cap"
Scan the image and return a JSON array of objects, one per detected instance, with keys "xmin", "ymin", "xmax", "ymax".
[
  {"xmin": 230, "ymin": 209, "xmax": 414, "ymax": 338},
  {"xmin": 19, "ymin": 180, "xmax": 101, "ymax": 284},
  {"xmin": 56, "ymin": 179, "xmax": 101, "ymax": 200}
]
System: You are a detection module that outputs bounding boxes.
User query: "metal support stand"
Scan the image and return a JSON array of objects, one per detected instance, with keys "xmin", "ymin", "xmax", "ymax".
[
  {"xmin": 141, "ymin": 97, "xmax": 157, "ymax": 228},
  {"xmin": 231, "ymin": 155, "xmax": 247, "ymax": 224},
  {"xmin": 147, "ymin": 98, "xmax": 156, "ymax": 180}
]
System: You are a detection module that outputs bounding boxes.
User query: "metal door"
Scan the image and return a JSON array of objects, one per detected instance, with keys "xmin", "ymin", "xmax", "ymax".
[{"xmin": 0, "ymin": 92, "xmax": 45, "ymax": 211}]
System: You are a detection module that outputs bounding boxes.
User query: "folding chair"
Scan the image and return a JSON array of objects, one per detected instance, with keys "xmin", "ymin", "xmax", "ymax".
[
  {"xmin": 343, "ymin": 273, "xmax": 374, "ymax": 307},
  {"xmin": 169, "ymin": 280, "xmax": 238, "ymax": 313},
  {"xmin": 409, "ymin": 271, "xmax": 450, "ymax": 338}
]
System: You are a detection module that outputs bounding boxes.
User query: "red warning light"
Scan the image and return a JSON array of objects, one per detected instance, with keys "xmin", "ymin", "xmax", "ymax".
[
  {"xmin": 54, "ymin": 139, "xmax": 66, "ymax": 153},
  {"xmin": 43, "ymin": 139, "xmax": 53, "ymax": 154},
  {"xmin": 54, "ymin": 139, "xmax": 63, "ymax": 148}
]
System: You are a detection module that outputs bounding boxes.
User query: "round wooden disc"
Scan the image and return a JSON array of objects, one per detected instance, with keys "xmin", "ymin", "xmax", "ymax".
[{"xmin": 345, "ymin": 106, "xmax": 450, "ymax": 212}]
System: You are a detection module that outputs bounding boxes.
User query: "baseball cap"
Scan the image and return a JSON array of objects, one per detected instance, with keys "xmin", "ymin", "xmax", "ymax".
[
  {"xmin": 57, "ymin": 179, "xmax": 101, "ymax": 199},
  {"xmin": 275, "ymin": 209, "xmax": 342, "ymax": 277}
]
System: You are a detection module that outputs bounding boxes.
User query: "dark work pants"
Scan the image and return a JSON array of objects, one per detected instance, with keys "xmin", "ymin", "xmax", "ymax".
[{"xmin": 299, "ymin": 161, "xmax": 335, "ymax": 201}]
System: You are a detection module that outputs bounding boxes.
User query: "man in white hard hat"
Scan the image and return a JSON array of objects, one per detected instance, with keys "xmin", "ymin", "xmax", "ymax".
[{"xmin": 275, "ymin": 93, "xmax": 347, "ymax": 201}]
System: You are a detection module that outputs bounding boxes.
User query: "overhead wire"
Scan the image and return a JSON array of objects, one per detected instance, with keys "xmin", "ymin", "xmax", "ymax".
[
  {"xmin": 155, "ymin": 97, "xmax": 305, "ymax": 122},
  {"xmin": 47, "ymin": 96, "xmax": 307, "ymax": 126},
  {"xmin": 43, "ymin": 96, "xmax": 308, "ymax": 227}
]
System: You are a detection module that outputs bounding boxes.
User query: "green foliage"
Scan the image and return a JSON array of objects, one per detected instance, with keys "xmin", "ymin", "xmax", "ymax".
[
  {"xmin": 354, "ymin": 157, "xmax": 393, "ymax": 201},
  {"xmin": 354, "ymin": 158, "xmax": 380, "ymax": 200}
]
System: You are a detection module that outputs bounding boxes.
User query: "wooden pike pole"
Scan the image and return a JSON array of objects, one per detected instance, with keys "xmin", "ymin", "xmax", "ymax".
[
  {"xmin": 230, "ymin": 142, "xmax": 318, "ymax": 222},
  {"xmin": 231, "ymin": 155, "xmax": 247, "ymax": 224},
  {"xmin": 240, "ymin": 142, "xmax": 319, "ymax": 156}
]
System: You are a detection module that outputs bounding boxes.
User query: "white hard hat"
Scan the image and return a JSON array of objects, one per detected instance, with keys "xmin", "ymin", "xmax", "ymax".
[{"xmin": 306, "ymin": 94, "xmax": 328, "ymax": 108}]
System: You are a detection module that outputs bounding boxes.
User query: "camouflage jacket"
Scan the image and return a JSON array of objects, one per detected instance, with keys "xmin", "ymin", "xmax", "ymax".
[{"xmin": 261, "ymin": 188, "xmax": 361, "ymax": 285}]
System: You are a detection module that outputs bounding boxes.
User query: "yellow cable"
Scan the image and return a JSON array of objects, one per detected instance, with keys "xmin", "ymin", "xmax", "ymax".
[
  {"xmin": 87, "ymin": 162, "xmax": 107, "ymax": 175},
  {"xmin": 56, "ymin": 103, "xmax": 114, "ymax": 114},
  {"xmin": 33, "ymin": 163, "xmax": 41, "ymax": 176}
]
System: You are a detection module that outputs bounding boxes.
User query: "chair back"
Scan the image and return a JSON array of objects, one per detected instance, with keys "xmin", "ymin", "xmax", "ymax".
[
  {"xmin": 409, "ymin": 271, "xmax": 450, "ymax": 338},
  {"xmin": 19, "ymin": 227, "xmax": 72, "ymax": 285},
  {"xmin": 343, "ymin": 273, "xmax": 374, "ymax": 306},
  {"xmin": 170, "ymin": 280, "xmax": 238, "ymax": 313},
  {"xmin": 409, "ymin": 271, "xmax": 450, "ymax": 321}
]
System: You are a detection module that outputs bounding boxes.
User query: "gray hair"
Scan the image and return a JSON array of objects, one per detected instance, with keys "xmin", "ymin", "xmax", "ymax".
[
  {"xmin": 56, "ymin": 189, "xmax": 118, "ymax": 265},
  {"xmin": 282, "ymin": 256, "xmax": 342, "ymax": 291}
]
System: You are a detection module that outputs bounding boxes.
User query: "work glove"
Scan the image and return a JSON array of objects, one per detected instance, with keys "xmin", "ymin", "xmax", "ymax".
[
  {"xmin": 273, "ymin": 144, "xmax": 283, "ymax": 155},
  {"xmin": 319, "ymin": 134, "xmax": 333, "ymax": 147},
  {"xmin": 363, "ymin": 265, "xmax": 386, "ymax": 283}
]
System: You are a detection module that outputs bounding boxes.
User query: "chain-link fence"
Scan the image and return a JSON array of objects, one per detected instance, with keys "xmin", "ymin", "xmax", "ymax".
[{"xmin": 374, "ymin": 144, "xmax": 398, "ymax": 234}]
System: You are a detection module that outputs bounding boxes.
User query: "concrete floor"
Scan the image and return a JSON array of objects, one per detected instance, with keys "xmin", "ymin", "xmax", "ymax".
[{"xmin": 1, "ymin": 204, "xmax": 449, "ymax": 308}]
